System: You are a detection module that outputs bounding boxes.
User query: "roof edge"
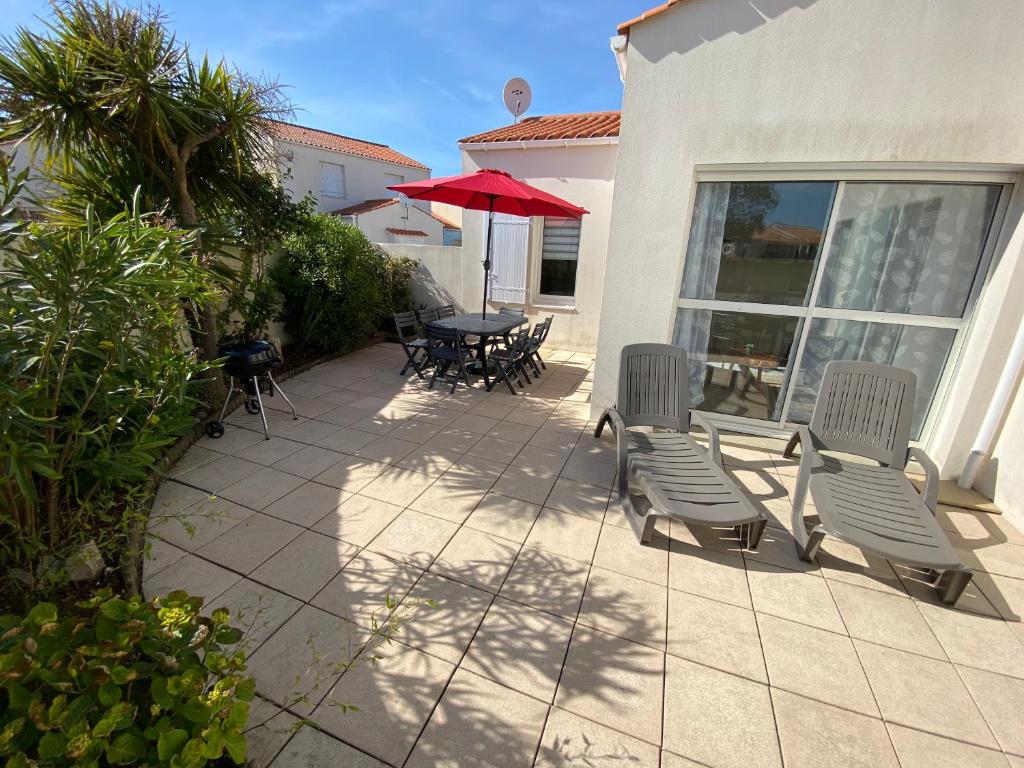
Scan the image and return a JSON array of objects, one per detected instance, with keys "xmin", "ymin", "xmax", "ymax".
[{"xmin": 617, "ymin": 0, "xmax": 682, "ymax": 34}]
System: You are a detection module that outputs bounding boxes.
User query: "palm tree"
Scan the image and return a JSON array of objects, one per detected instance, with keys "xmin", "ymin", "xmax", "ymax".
[{"xmin": 0, "ymin": 0, "xmax": 290, "ymax": 358}]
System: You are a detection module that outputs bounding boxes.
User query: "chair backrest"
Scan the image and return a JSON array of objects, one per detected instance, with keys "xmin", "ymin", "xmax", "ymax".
[
  {"xmin": 436, "ymin": 304, "xmax": 456, "ymax": 319},
  {"xmin": 616, "ymin": 343, "xmax": 689, "ymax": 431},
  {"xmin": 418, "ymin": 307, "xmax": 440, "ymax": 325},
  {"xmin": 532, "ymin": 316, "xmax": 553, "ymax": 344},
  {"xmin": 808, "ymin": 361, "xmax": 916, "ymax": 468},
  {"xmin": 426, "ymin": 322, "xmax": 461, "ymax": 347},
  {"xmin": 394, "ymin": 311, "xmax": 419, "ymax": 343},
  {"xmin": 499, "ymin": 306, "xmax": 525, "ymax": 316}
]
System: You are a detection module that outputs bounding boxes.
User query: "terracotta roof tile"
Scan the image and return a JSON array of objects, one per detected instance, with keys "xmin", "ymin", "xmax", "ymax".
[
  {"xmin": 618, "ymin": 0, "xmax": 684, "ymax": 34},
  {"xmin": 387, "ymin": 228, "xmax": 428, "ymax": 237},
  {"xmin": 459, "ymin": 111, "xmax": 620, "ymax": 144},
  {"xmin": 267, "ymin": 120, "xmax": 429, "ymax": 171},
  {"xmin": 330, "ymin": 198, "xmax": 399, "ymax": 216},
  {"xmin": 429, "ymin": 210, "xmax": 461, "ymax": 230}
]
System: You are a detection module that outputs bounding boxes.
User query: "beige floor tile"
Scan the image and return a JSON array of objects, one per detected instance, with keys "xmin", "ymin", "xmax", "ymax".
[
  {"xmin": 743, "ymin": 524, "xmax": 821, "ymax": 574},
  {"xmin": 974, "ymin": 570, "xmax": 1024, "ymax": 622},
  {"xmin": 772, "ymin": 689, "xmax": 896, "ymax": 768},
  {"xmin": 560, "ymin": 453, "xmax": 615, "ymax": 490},
  {"xmin": 149, "ymin": 495, "xmax": 255, "ymax": 551},
  {"xmin": 828, "ymin": 580, "xmax": 946, "ymax": 659},
  {"xmin": 313, "ymin": 426, "xmax": 379, "ymax": 454},
  {"xmin": 443, "ymin": 453, "xmax": 513, "ymax": 491},
  {"xmin": 400, "ymin": 573, "xmax": 493, "ymax": 663},
  {"xmin": 269, "ymin": 725, "xmax": 385, "ymax": 768},
  {"xmin": 312, "ymin": 494, "xmax": 403, "ymax": 547},
  {"xmin": 579, "ymin": 566, "xmax": 667, "ymax": 650},
  {"xmin": 408, "ymin": 476, "xmax": 487, "ymax": 523},
  {"xmin": 152, "ymin": 480, "xmax": 211, "ymax": 517},
  {"xmin": 469, "ymin": 436, "xmax": 524, "ymax": 464},
  {"xmin": 198, "ymin": 513, "xmax": 304, "ymax": 574},
  {"xmin": 956, "ymin": 537, "xmax": 1024, "ymax": 581},
  {"xmin": 386, "ymin": 419, "xmax": 442, "ymax": 445},
  {"xmin": 855, "ymin": 641, "xmax": 996, "ymax": 748},
  {"xmin": 406, "ymin": 668, "xmax": 548, "ymax": 768},
  {"xmin": 535, "ymin": 707, "xmax": 660, "ymax": 768},
  {"xmin": 465, "ymin": 492, "xmax": 542, "ymax": 543},
  {"xmin": 261, "ymin": 481, "xmax": 350, "ymax": 527},
  {"xmin": 528, "ymin": 427, "xmax": 581, "ymax": 453},
  {"xmin": 544, "ymin": 477, "xmax": 610, "ymax": 522},
  {"xmin": 168, "ymin": 445, "xmax": 227, "ymax": 478},
  {"xmin": 273, "ymin": 417, "xmax": 341, "ymax": 445},
  {"xmin": 660, "ymin": 751, "xmax": 710, "ymax": 767},
  {"xmin": 177, "ymin": 454, "xmax": 264, "ymax": 493},
  {"xmin": 887, "ymin": 723, "xmax": 1012, "ymax": 768},
  {"xmin": 197, "ymin": 426, "xmax": 266, "ymax": 455},
  {"xmin": 395, "ymin": 445, "xmax": 462, "ymax": 477},
  {"xmin": 270, "ymin": 444, "xmax": 345, "ymax": 480},
  {"xmin": 352, "ymin": 435, "xmax": 419, "ymax": 464},
  {"xmin": 917, "ymin": 600, "xmax": 1024, "ymax": 678},
  {"xmin": 758, "ymin": 612, "xmax": 877, "ymax": 715},
  {"xmin": 312, "ymin": 455, "xmax": 388, "ymax": 493},
  {"xmin": 245, "ymin": 697, "xmax": 299, "ymax": 768},
  {"xmin": 817, "ymin": 538, "xmax": 907, "ymax": 596},
  {"xmin": 313, "ymin": 640, "xmax": 455, "ymax": 766},
  {"xmin": 512, "ymin": 444, "xmax": 571, "ymax": 474},
  {"xmin": 524, "ymin": 507, "xmax": 602, "ymax": 563},
  {"xmin": 218, "ymin": 467, "xmax": 307, "ymax": 511},
  {"xmin": 451, "ymin": 412, "xmax": 500, "ymax": 435},
  {"xmin": 555, "ymin": 626, "xmax": 663, "ymax": 744},
  {"xmin": 896, "ymin": 563, "xmax": 1002, "ymax": 618},
  {"xmin": 663, "ymin": 655, "xmax": 781, "ymax": 768},
  {"xmin": 249, "ymin": 531, "xmax": 359, "ymax": 600},
  {"xmin": 500, "ymin": 548, "xmax": 591, "ymax": 619},
  {"xmin": 142, "ymin": 537, "xmax": 187, "ymax": 578},
  {"xmin": 311, "ymin": 549, "xmax": 422, "ymax": 627},
  {"xmin": 957, "ymin": 664, "xmax": 1024, "ymax": 756},
  {"xmin": 491, "ymin": 464, "xmax": 559, "ymax": 506},
  {"xmin": 463, "ymin": 597, "xmax": 573, "ymax": 702},
  {"xmin": 746, "ymin": 562, "xmax": 845, "ymax": 634},
  {"xmin": 234, "ymin": 437, "xmax": 306, "ymax": 467},
  {"xmin": 142, "ymin": 553, "xmax": 240, "ymax": 604},
  {"xmin": 246, "ymin": 605, "xmax": 356, "ymax": 715},
  {"xmin": 368, "ymin": 509, "xmax": 458, "ymax": 568},
  {"xmin": 668, "ymin": 540, "xmax": 751, "ymax": 609},
  {"xmin": 211, "ymin": 578, "xmax": 302, "ymax": 655},
  {"xmin": 593, "ymin": 523, "xmax": 669, "ymax": 585},
  {"xmin": 425, "ymin": 427, "xmax": 483, "ymax": 453},
  {"xmin": 668, "ymin": 590, "xmax": 766, "ymax": 683},
  {"xmin": 488, "ymin": 420, "xmax": 539, "ymax": 444},
  {"xmin": 358, "ymin": 466, "xmax": 436, "ymax": 507},
  {"xmin": 431, "ymin": 526, "xmax": 520, "ymax": 593}
]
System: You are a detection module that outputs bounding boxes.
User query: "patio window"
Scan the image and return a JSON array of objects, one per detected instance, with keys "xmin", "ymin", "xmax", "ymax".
[
  {"xmin": 319, "ymin": 161, "xmax": 346, "ymax": 199},
  {"xmin": 673, "ymin": 175, "xmax": 1009, "ymax": 439},
  {"xmin": 539, "ymin": 216, "xmax": 581, "ymax": 299}
]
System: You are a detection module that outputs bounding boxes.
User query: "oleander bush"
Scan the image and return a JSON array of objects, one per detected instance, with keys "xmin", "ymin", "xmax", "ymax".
[{"xmin": 0, "ymin": 590, "xmax": 254, "ymax": 768}]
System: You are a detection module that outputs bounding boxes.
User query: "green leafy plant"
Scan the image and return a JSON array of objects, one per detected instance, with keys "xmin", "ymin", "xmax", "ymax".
[
  {"xmin": 0, "ymin": 589, "xmax": 253, "ymax": 767},
  {"xmin": 0, "ymin": 160, "xmax": 216, "ymax": 591},
  {"xmin": 270, "ymin": 213, "xmax": 389, "ymax": 355},
  {"xmin": 375, "ymin": 252, "xmax": 419, "ymax": 332}
]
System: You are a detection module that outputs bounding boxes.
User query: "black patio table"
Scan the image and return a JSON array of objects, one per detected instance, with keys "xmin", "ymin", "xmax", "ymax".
[{"xmin": 432, "ymin": 312, "xmax": 529, "ymax": 389}]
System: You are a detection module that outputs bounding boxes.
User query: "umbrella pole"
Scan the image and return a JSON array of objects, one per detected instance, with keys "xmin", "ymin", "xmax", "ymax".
[{"xmin": 482, "ymin": 197, "xmax": 494, "ymax": 319}]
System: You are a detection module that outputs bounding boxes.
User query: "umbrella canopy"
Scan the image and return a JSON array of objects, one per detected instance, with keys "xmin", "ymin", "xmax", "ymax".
[
  {"xmin": 387, "ymin": 168, "xmax": 589, "ymax": 218},
  {"xmin": 387, "ymin": 169, "xmax": 588, "ymax": 317}
]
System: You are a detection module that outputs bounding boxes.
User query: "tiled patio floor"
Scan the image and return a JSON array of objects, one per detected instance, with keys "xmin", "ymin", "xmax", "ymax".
[{"xmin": 145, "ymin": 344, "xmax": 1024, "ymax": 768}]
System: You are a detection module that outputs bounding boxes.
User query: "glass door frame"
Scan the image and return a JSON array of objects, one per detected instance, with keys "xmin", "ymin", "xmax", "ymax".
[{"xmin": 674, "ymin": 165, "xmax": 1017, "ymax": 442}]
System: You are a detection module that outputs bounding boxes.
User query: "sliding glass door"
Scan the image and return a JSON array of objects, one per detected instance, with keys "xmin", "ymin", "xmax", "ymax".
[{"xmin": 673, "ymin": 176, "xmax": 1008, "ymax": 439}]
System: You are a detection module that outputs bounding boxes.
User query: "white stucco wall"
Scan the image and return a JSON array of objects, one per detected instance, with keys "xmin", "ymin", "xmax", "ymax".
[
  {"xmin": 342, "ymin": 201, "xmax": 444, "ymax": 245},
  {"xmin": 378, "ymin": 242, "xmax": 466, "ymax": 311},
  {"xmin": 460, "ymin": 142, "xmax": 616, "ymax": 352},
  {"xmin": 274, "ymin": 139, "xmax": 430, "ymax": 214}
]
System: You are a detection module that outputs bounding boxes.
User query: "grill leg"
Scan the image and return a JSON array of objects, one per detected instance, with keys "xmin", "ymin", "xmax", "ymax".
[
  {"xmin": 252, "ymin": 377, "xmax": 270, "ymax": 440},
  {"xmin": 266, "ymin": 373, "xmax": 297, "ymax": 421},
  {"xmin": 217, "ymin": 377, "xmax": 236, "ymax": 423}
]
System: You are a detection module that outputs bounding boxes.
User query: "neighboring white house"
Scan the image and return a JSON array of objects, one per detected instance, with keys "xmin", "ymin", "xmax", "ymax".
[
  {"xmin": 593, "ymin": 0, "xmax": 1024, "ymax": 523},
  {"xmin": 266, "ymin": 120, "xmax": 454, "ymax": 245},
  {"xmin": 457, "ymin": 112, "xmax": 619, "ymax": 352}
]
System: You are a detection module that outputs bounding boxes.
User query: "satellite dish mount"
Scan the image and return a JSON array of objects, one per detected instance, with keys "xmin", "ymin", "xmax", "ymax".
[{"xmin": 503, "ymin": 77, "xmax": 532, "ymax": 123}]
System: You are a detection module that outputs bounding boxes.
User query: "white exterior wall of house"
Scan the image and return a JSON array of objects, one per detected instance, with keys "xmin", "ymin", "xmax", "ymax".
[
  {"xmin": 339, "ymin": 201, "xmax": 445, "ymax": 245},
  {"xmin": 274, "ymin": 139, "xmax": 430, "ymax": 215},
  {"xmin": 595, "ymin": 0, "xmax": 1024, "ymax": 522},
  {"xmin": 460, "ymin": 142, "xmax": 616, "ymax": 352}
]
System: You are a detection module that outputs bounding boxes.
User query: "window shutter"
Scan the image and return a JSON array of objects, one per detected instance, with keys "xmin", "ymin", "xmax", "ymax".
[
  {"xmin": 320, "ymin": 162, "xmax": 346, "ymax": 197},
  {"xmin": 488, "ymin": 213, "xmax": 530, "ymax": 304}
]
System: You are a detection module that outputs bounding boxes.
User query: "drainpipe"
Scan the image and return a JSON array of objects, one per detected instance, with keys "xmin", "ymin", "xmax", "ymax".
[
  {"xmin": 610, "ymin": 35, "xmax": 628, "ymax": 83},
  {"xmin": 958, "ymin": 315, "xmax": 1024, "ymax": 489}
]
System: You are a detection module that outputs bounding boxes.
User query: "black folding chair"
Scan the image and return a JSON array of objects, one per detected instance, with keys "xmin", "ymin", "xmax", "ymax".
[
  {"xmin": 394, "ymin": 311, "xmax": 429, "ymax": 378},
  {"xmin": 498, "ymin": 306, "xmax": 525, "ymax": 316},
  {"xmin": 436, "ymin": 304, "xmax": 456, "ymax": 319},
  {"xmin": 487, "ymin": 330, "xmax": 533, "ymax": 394},
  {"xmin": 417, "ymin": 307, "xmax": 440, "ymax": 326},
  {"xmin": 426, "ymin": 323, "xmax": 474, "ymax": 393},
  {"xmin": 525, "ymin": 316, "xmax": 552, "ymax": 372}
]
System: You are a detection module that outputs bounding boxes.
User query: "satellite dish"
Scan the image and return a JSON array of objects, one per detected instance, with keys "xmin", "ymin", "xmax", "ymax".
[{"xmin": 503, "ymin": 78, "xmax": 532, "ymax": 122}]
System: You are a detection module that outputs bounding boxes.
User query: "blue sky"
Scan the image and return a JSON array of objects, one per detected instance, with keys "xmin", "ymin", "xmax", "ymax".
[{"xmin": 0, "ymin": 0, "xmax": 633, "ymax": 176}]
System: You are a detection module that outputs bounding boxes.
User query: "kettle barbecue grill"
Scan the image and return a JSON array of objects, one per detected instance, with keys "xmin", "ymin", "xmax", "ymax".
[{"xmin": 204, "ymin": 340, "xmax": 297, "ymax": 440}]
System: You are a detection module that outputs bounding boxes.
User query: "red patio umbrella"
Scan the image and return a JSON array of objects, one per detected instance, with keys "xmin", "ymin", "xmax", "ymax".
[{"xmin": 388, "ymin": 169, "xmax": 588, "ymax": 317}]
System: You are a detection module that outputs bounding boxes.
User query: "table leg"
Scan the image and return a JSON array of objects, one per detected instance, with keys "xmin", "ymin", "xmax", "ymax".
[{"xmin": 478, "ymin": 336, "xmax": 491, "ymax": 389}]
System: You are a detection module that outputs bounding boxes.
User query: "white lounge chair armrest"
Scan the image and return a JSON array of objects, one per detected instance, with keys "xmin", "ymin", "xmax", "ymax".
[
  {"xmin": 595, "ymin": 407, "xmax": 629, "ymax": 500},
  {"xmin": 783, "ymin": 426, "xmax": 824, "ymax": 468},
  {"xmin": 908, "ymin": 446, "xmax": 940, "ymax": 513},
  {"xmin": 688, "ymin": 411, "xmax": 722, "ymax": 467}
]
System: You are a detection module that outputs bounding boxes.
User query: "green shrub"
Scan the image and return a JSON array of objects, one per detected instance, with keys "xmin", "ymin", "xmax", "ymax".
[
  {"xmin": 271, "ymin": 214, "xmax": 418, "ymax": 354},
  {"xmin": 0, "ymin": 167, "xmax": 216, "ymax": 591},
  {"xmin": 0, "ymin": 589, "xmax": 253, "ymax": 768},
  {"xmin": 375, "ymin": 253, "xmax": 419, "ymax": 332}
]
